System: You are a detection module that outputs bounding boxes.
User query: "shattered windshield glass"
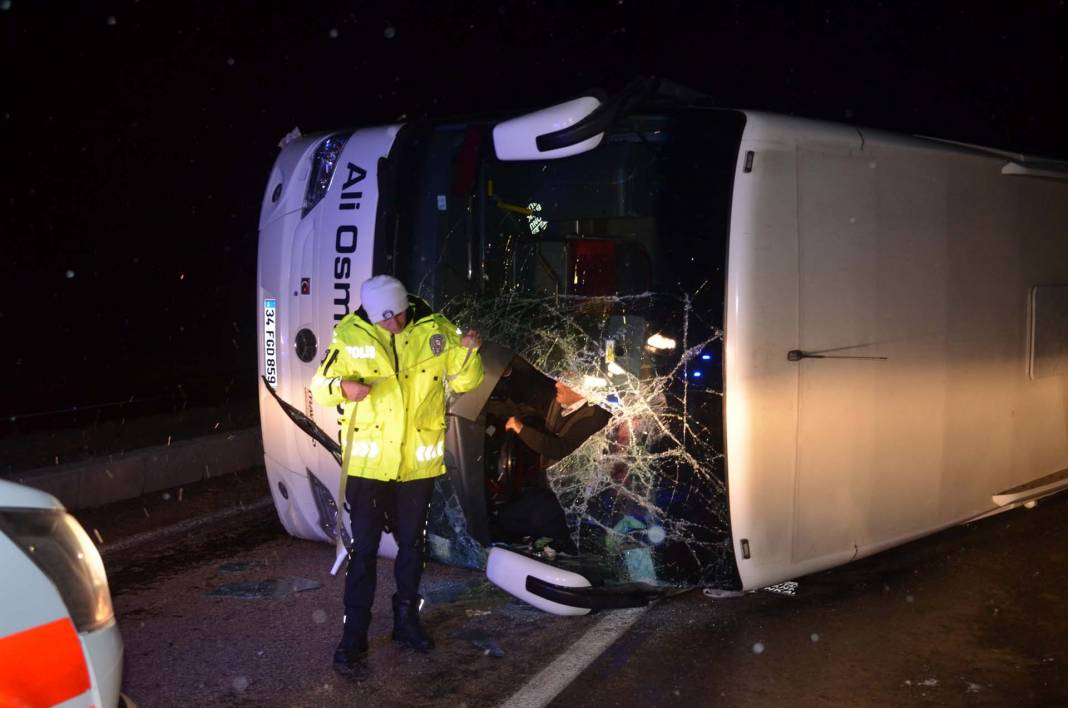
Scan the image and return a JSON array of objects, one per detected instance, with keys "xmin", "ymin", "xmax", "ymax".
[{"xmin": 385, "ymin": 108, "xmax": 746, "ymax": 588}]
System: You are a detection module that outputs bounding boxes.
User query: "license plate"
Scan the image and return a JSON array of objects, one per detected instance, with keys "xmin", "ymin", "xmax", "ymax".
[{"xmin": 263, "ymin": 298, "xmax": 278, "ymax": 388}]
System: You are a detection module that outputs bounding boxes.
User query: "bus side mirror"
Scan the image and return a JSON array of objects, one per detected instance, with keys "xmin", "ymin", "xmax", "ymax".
[{"xmin": 492, "ymin": 96, "xmax": 604, "ymax": 161}]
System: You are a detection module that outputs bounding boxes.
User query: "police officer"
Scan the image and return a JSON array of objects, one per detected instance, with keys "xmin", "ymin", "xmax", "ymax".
[{"xmin": 312, "ymin": 275, "xmax": 483, "ymax": 677}]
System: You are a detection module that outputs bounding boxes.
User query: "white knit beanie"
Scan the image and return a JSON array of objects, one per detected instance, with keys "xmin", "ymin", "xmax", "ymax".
[{"xmin": 359, "ymin": 275, "xmax": 409, "ymax": 323}]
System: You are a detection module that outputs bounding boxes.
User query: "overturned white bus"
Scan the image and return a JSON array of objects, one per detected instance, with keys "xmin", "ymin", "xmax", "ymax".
[{"xmin": 258, "ymin": 77, "xmax": 1068, "ymax": 614}]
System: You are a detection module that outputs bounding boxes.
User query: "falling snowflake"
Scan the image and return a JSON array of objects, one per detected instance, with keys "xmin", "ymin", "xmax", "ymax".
[
  {"xmin": 328, "ymin": 27, "xmax": 339, "ymax": 39},
  {"xmin": 65, "ymin": 270, "xmax": 75, "ymax": 279},
  {"xmin": 106, "ymin": 15, "xmax": 116, "ymax": 25},
  {"xmin": 384, "ymin": 25, "xmax": 396, "ymax": 39}
]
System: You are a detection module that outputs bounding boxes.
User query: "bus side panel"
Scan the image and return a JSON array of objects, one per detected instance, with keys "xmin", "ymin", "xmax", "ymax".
[
  {"xmin": 728, "ymin": 112, "xmax": 1068, "ymax": 590},
  {"xmin": 723, "ymin": 131, "xmax": 803, "ymax": 589},
  {"xmin": 995, "ymin": 174, "xmax": 1068, "ymax": 489},
  {"xmin": 793, "ymin": 144, "xmax": 951, "ymax": 563},
  {"xmin": 793, "ymin": 143, "xmax": 1068, "ymax": 571}
]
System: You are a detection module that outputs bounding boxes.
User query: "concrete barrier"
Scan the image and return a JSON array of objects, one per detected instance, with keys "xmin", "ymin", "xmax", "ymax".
[{"xmin": 14, "ymin": 428, "xmax": 263, "ymax": 510}]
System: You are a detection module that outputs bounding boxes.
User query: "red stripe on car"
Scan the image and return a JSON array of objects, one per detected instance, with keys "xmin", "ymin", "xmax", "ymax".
[{"xmin": 0, "ymin": 618, "xmax": 91, "ymax": 705}]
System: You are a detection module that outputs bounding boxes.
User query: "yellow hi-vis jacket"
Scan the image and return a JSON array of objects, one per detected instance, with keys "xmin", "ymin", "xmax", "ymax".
[{"xmin": 310, "ymin": 304, "xmax": 483, "ymax": 482}]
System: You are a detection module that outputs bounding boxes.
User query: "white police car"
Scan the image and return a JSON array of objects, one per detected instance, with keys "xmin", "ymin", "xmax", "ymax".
[{"xmin": 0, "ymin": 478, "xmax": 130, "ymax": 707}]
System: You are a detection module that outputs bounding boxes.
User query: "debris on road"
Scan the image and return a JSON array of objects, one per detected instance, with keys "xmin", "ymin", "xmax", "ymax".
[
  {"xmin": 762, "ymin": 581, "xmax": 799, "ymax": 597},
  {"xmin": 474, "ymin": 639, "xmax": 505, "ymax": 657},
  {"xmin": 702, "ymin": 587, "xmax": 746, "ymax": 599}
]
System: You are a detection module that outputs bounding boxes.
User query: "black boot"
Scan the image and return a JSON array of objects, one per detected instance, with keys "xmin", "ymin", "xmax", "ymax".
[
  {"xmin": 333, "ymin": 612, "xmax": 370, "ymax": 679},
  {"xmin": 332, "ymin": 635, "xmax": 369, "ymax": 679},
  {"xmin": 391, "ymin": 594, "xmax": 434, "ymax": 653}
]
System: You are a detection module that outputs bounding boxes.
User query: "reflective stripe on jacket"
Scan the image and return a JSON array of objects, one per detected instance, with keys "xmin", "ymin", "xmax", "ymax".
[{"xmin": 311, "ymin": 305, "xmax": 483, "ymax": 481}]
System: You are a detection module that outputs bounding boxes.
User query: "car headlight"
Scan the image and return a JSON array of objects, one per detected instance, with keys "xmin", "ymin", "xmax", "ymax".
[
  {"xmin": 0, "ymin": 509, "xmax": 114, "ymax": 632},
  {"xmin": 302, "ymin": 133, "xmax": 350, "ymax": 217}
]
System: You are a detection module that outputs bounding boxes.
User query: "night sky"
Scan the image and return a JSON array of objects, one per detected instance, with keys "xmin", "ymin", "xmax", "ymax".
[{"xmin": 2, "ymin": 1, "xmax": 1066, "ymax": 424}]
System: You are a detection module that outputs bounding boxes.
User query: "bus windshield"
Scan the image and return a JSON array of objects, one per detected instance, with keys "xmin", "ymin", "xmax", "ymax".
[{"xmin": 380, "ymin": 106, "xmax": 746, "ymax": 584}]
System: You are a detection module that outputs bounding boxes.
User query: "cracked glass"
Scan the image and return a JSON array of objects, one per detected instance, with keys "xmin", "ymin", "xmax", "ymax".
[{"xmin": 387, "ymin": 108, "xmax": 747, "ymax": 588}]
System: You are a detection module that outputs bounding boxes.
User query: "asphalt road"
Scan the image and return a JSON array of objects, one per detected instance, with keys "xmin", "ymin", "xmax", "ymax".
[
  {"xmin": 92, "ymin": 472, "xmax": 1068, "ymax": 707},
  {"xmin": 93, "ymin": 473, "xmax": 603, "ymax": 707},
  {"xmin": 555, "ymin": 493, "xmax": 1068, "ymax": 708}
]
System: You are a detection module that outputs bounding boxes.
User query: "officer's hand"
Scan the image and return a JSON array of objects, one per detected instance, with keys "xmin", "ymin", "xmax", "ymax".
[
  {"xmin": 461, "ymin": 329, "xmax": 481, "ymax": 349},
  {"xmin": 505, "ymin": 416, "xmax": 523, "ymax": 434},
  {"xmin": 341, "ymin": 380, "xmax": 371, "ymax": 402}
]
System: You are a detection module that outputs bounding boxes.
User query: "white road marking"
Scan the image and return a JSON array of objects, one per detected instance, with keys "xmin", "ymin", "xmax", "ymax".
[
  {"xmin": 500, "ymin": 605, "xmax": 649, "ymax": 708},
  {"xmin": 100, "ymin": 496, "xmax": 275, "ymax": 556}
]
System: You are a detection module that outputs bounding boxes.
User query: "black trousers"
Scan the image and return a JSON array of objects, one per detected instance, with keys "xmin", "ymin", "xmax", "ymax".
[{"xmin": 342, "ymin": 476, "xmax": 435, "ymax": 636}]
